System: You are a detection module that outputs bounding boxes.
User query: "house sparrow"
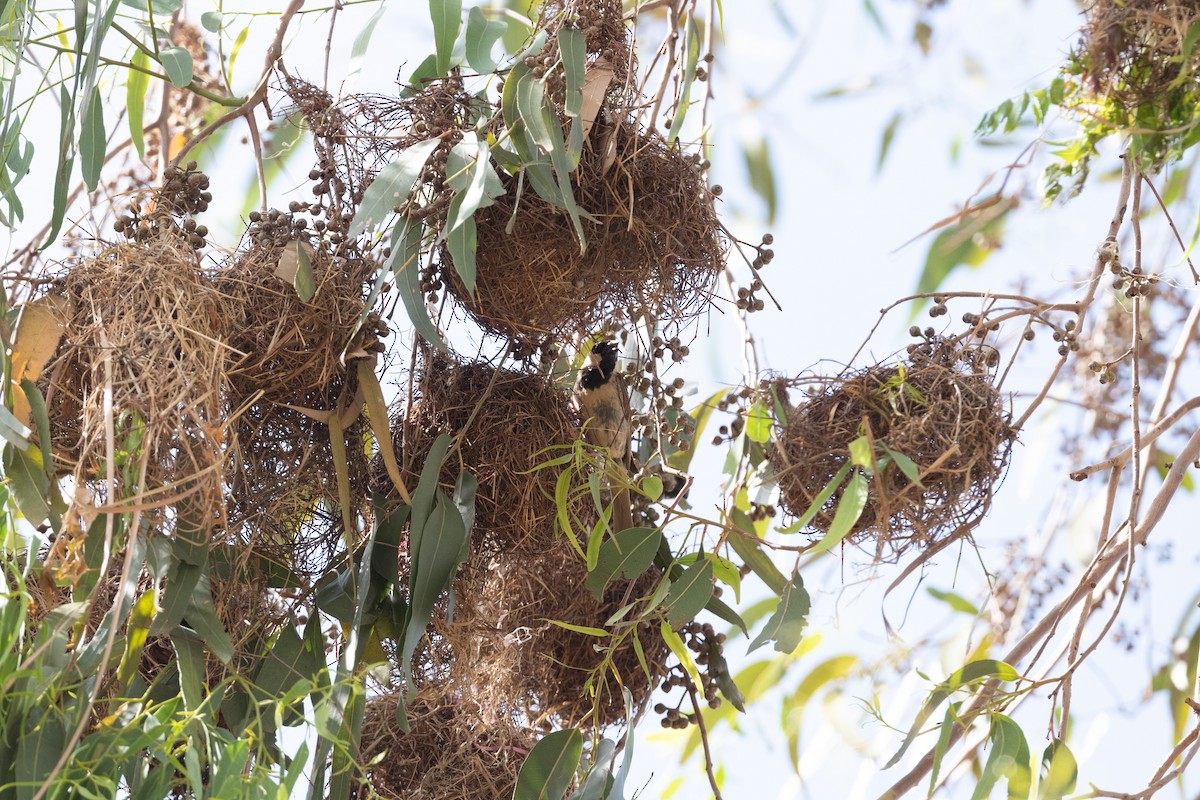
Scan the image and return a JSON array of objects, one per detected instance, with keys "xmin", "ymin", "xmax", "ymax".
[{"xmin": 574, "ymin": 340, "xmax": 634, "ymax": 532}]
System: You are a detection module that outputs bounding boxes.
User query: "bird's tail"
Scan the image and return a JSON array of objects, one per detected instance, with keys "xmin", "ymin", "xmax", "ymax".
[{"xmin": 611, "ymin": 486, "xmax": 634, "ymax": 533}]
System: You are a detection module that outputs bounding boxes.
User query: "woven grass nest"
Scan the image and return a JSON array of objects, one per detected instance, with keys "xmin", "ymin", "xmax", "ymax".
[
  {"xmin": 441, "ymin": 120, "xmax": 725, "ymax": 342},
  {"xmin": 373, "ymin": 353, "xmax": 588, "ymax": 553},
  {"xmin": 39, "ymin": 235, "xmax": 227, "ymax": 520},
  {"xmin": 770, "ymin": 343, "xmax": 1014, "ymax": 558},
  {"xmin": 216, "ymin": 211, "xmax": 375, "ymax": 407},
  {"xmin": 356, "ymin": 690, "xmax": 536, "ymax": 800},
  {"xmin": 1079, "ymin": 0, "xmax": 1200, "ymax": 109},
  {"xmin": 441, "ymin": 546, "xmax": 669, "ymax": 729},
  {"xmin": 225, "ymin": 397, "xmax": 372, "ymax": 580}
]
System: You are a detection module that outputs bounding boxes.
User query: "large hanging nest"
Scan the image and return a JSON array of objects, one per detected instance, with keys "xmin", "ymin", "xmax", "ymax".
[
  {"xmin": 769, "ymin": 341, "xmax": 1015, "ymax": 559},
  {"xmin": 215, "ymin": 209, "xmax": 377, "ymax": 407},
  {"xmin": 225, "ymin": 398, "xmax": 372, "ymax": 580},
  {"xmin": 39, "ymin": 234, "xmax": 228, "ymax": 532},
  {"xmin": 441, "ymin": 546, "xmax": 669, "ymax": 729},
  {"xmin": 1078, "ymin": 0, "xmax": 1200, "ymax": 110},
  {"xmin": 442, "ymin": 121, "xmax": 725, "ymax": 342},
  {"xmin": 356, "ymin": 690, "xmax": 536, "ymax": 800},
  {"xmin": 373, "ymin": 352, "xmax": 587, "ymax": 553}
]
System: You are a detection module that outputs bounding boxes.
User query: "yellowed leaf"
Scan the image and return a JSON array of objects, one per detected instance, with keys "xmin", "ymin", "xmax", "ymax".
[
  {"xmin": 579, "ymin": 56, "xmax": 615, "ymax": 144},
  {"xmin": 357, "ymin": 359, "xmax": 411, "ymax": 504},
  {"xmin": 11, "ymin": 295, "xmax": 72, "ymax": 425},
  {"xmin": 273, "ymin": 240, "xmax": 316, "ymax": 284}
]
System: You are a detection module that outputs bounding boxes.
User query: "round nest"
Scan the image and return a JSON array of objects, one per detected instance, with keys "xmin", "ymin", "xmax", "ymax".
[
  {"xmin": 40, "ymin": 237, "xmax": 227, "ymax": 515},
  {"xmin": 441, "ymin": 121, "xmax": 725, "ymax": 341},
  {"xmin": 441, "ymin": 546, "xmax": 669, "ymax": 729},
  {"xmin": 225, "ymin": 399, "xmax": 371, "ymax": 579},
  {"xmin": 770, "ymin": 343, "xmax": 1014, "ymax": 558},
  {"xmin": 356, "ymin": 690, "xmax": 536, "ymax": 800},
  {"xmin": 373, "ymin": 353, "xmax": 588, "ymax": 553},
  {"xmin": 216, "ymin": 212, "xmax": 375, "ymax": 407},
  {"xmin": 1078, "ymin": 0, "xmax": 1200, "ymax": 109}
]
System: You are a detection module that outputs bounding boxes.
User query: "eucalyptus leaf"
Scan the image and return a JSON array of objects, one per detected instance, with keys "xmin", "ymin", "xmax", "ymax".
[
  {"xmin": 661, "ymin": 557, "xmax": 713, "ymax": 628},
  {"xmin": 79, "ymin": 86, "xmax": 105, "ymax": 190},
  {"xmin": 514, "ymin": 728, "xmax": 583, "ymax": 800},
  {"xmin": 464, "ymin": 6, "xmax": 506, "ymax": 74},
  {"xmin": 585, "ymin": 527, "xmax": 663, "ymax": 599},
  {"xmin": 429, "ymin": 0, "xmax": 462, "ymax": 74},
  {"xmin": 747, "ymin": 571, "xmax": 810, "ymax": 653},
  {"xmin": 158, "ymin": 46, "xmax": 193, "ymax": 88},
  {"xmin": 349, "ymin": 139, "xmax": 441, "ymax": 237}
]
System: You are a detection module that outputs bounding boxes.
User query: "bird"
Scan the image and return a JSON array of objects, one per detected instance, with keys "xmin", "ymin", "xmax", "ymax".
[{"xmin": 574, "ymin": 339, "xmax": 635, "ymax": 533}]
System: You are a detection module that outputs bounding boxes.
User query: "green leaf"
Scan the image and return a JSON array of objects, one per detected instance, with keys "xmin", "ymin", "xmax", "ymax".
[
  {"xmin": 544, "ymin": 620, "xmax": 609, "ymax": 637},
  {"xmin": 43, "ymin": 85, "xmax": 76, "ymax": 249},
  {"xmin": 741, "ymin": 126, "xmax": 777, "ymax": 224},
  {"xmin": 200, "ymin": 11, "xmax": 222, "ymax": 32},
  {"xmin": 349, "ymin": 139, "xmax": 441, "ymax": 237},
  {"xmin": 464, "ymin": 6, "xmax": 506, "ymax": 74},
  {"xmin": 158, "ymin": 46, "xmax": 193, "ymax": 88},
  {"xmin": 115, "ymin": 590, "xmax": 157, "ymax": 690},
  {"xmin": 514, "ymin": 728, "xmax": 583, "ymax": 800},
  {"xmin": 912, "ymin": 195, "xmax": 1014, "ymax": 311},
  {"xmin": 16, "ymin": 704, "xmax": 67, "ymax": 800},
  {"xmin": 1154, "ymin": 448, "xmax": 1195, "ymax": 491},
  {"xmin": 666, "ymin": 15, "xmax": 701, "ymax": 142},
  {"xmin": 928, "ymin": 701, "xmax": 964, "ymax": 793},
  {"xmin": 445, "ymin": 200, "xmax": 477, "ymax": 294},
  {"xmin": 661, "ymin": 557, "xmax": 713, "ymax": 628},
  {"xmin": 883, "ymin": 445, "xmax": 925, "ymax": 487},
  {"xmin": 127, "ymin": 50, "xmax": 150, "ymax": 163},
  {"xmin": 777, "ymin": 462, "xmax": 850, "ymax": 534},
  {"xmin": 558, "ymin": 28, "xmax": 585, "ymax": 119},
  {"xmin": 660, "ymin": 621, "xmax": 705, "ymax": 693},
  {"xmin": 641, "ymin": 474, "xmax": 664, "ymax": 501},
  {"xmin": 668, "ymin": 388, "xmax": 727, "ymax": 473},
  {"xmin": 727, "ymin": 509, "xmax": 788, "ymax": 595},
  {"xmin": 429, "ymin": 0, "xmax": 462, "ymax": 75},
  {"xmin": 885, "ymin": 659, "xmax": 1020, "ymax": 769},
  {"xmin": 345, "ymin": 4, "xmax": 386, "ymax": 88},
  {"xmin": 79, "ymin": 86, "xmax": 105, "ymax": 191},
  {"xmin": 784, "ymin": 654, "xmax": 858, "ymax": 768},
  {"xmin": 971, "ymin": 714, "xmax": 1030, "ymax": 800},
  {"xmin": 3, "ymin": 442, "xmax": 50, "ymax": 525},
  {"xmin": 807, "ymin": 472, "xmax": 868, "ymax": 555},
  {"xmin": 927, "ymin": 587, "xmax": 979, "ymax": 615},
  {"xmin": 748, "ymin": 570, "xmax": 810, "ymax": 653},
  {"xmin": 445, "ymin": 134, "xmax": 503, "ymax": 231},
  {"xmin": 184, "ymin": 571, "xmax": 233, "ymax": 664},
  {"xmin": 1038, "ymin": 739, "xmax": 1077, "ymax": 800},
  {"xmin": 745, "ymin": 401, "xmax": 771, "ymax": 444},
  {"xmin": 293, "ymin": 240, "xmax": 315, "ymax": 302},
  {"xmin": 400, "ymin": 53, "xmax": 441, "ymax": 98},
  {"xmin": 877, "ymin": 111, "xmax": 902, "ymax": 173},
  {"xmin": 0, "ymin": 402, "xmax": 31, "ymax": 449},
  {"xmin": 847, "ymin": 435, "xmax": 873, "ymax": 468},
  {"xmin": 388, "ymin": 215, "xmax": 446, "ymax": 348},
  {"xmin": 402, "ymin": 486, "xmax": 469, "ymax": 674},
  {"xmin": 585, "ymin": 527, "xmax": 663, "ymax": 598}
]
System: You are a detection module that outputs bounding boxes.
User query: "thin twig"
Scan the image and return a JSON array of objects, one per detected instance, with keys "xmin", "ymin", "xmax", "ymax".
[
  {"xmin": 684, "ymin": 680, "xmax": 724, "ymax": 800},
  {"xmin": 170, "ymin": 0, "xmax": 305, "ymax": 168}
]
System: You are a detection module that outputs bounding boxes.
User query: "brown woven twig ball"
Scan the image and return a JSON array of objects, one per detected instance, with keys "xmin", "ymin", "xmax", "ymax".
[
  {"xmin": 439, "ymin": 546, "xmax": 669, "ymax": 730},
  {"xmin": 40, "ymin": 236, "xmax": 227, "ymax": 530},
  {"xmin": 215, "ymin": 211, "xmax": 376, "ymax": 408},
  {"xmin": 441, "ymin": 122, "xmax": 725, "ymax": 342},
  {"xmin": 1078, "ymin": 0, "xmax": 1200, "ymax": 111},
  {"xmin": 356, "ymin": 690, "xmax": 536, "ymax": 800},
  {"xmin": 374, "ymin": 352, "xmax": 588, "ymax": 553},
  {"xmin": 770, "ymin": 342, "xmax": 1015, "ymax": 559}
]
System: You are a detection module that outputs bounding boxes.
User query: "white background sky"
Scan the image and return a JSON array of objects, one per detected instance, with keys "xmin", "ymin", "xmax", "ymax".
[{"xmin": 9, "ymin": 1, "xmax": 1200, "ymax": 798}]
